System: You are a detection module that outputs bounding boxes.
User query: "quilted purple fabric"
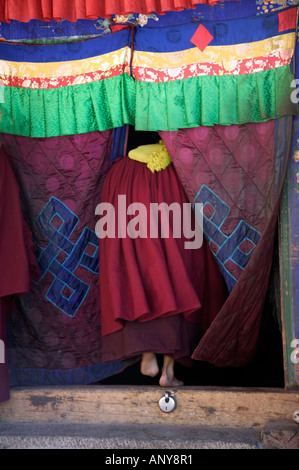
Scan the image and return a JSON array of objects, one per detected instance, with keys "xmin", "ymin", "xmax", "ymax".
[
  {"xmin": 160, "ymin": 117, "xmax": 292, "ymax": 367},
  {"xmin": 1, "ymin": 131, "xmax": 133, "ymax": 384}
]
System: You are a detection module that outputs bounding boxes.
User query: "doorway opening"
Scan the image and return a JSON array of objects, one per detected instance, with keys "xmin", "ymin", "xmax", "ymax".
[{"xmin": 99, "ymin": 127, "xmax": 285, "ymax": 389}]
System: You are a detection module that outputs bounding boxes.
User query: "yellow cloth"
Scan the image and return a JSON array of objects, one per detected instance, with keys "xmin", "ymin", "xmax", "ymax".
[{"xmin": 128, "ymin": 140, "xmax": 172, "ymax": 173}]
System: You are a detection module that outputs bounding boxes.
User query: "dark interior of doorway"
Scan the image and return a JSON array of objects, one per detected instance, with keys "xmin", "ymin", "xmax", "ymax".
[{"xmin": 99, "ymin": 128, "xmax": 285, "ymax": 389}]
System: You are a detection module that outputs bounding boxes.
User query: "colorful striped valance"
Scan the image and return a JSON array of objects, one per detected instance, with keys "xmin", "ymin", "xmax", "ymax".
[
  {"xmin": 0, "ymin": 6, "xmax": 297, "ymax": 137},
  {"xmin": 132, "ymin": 6, "xmax": 298, "ymax": 130}
]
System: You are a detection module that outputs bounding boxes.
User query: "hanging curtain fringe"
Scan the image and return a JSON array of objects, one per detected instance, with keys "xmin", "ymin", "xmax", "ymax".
[
  {"xmin": 0, "ymin": 67, "xmax": 296, "ymax": 137},
  {"xmin": 0, "ymin": 0, "xmax": 240, "ymax": 23},
  {"xmin": 0, "ymin": 6, "xmax": 297, "ymax": 137}
]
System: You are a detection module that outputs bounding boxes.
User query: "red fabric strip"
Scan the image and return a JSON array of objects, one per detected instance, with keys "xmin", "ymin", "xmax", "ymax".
[
  {"xmin": 132, "ymin": 53, "xmax": 293, "ymax": 82},
  {"xmin": 0, "ymin": 0, "xmax": 240, "ymax": 22},
  {"xmin": 0, "ymin": 65, "xmax": 128, "ymax": 88},
  {"xmin": 278, "ymin": 7, "xmax": 297, "ymax": 33}
]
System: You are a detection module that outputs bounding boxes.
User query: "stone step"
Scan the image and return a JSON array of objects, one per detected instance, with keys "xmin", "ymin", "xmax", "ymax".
[{"xmin": 0, "ymin": 422, "xmax": 262, "ymax": 449}]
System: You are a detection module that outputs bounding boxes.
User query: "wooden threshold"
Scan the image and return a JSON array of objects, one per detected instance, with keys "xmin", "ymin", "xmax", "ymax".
[{"xmin": 0, "ymin": 385, "xmax": 298, "ymax": 429}]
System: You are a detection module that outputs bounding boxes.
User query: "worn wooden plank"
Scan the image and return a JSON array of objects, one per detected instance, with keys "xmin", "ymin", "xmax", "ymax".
[
  {"xmin": 279, "ymin": 179, "xmax": 296, "ymax": 388},
  {"xmin": 0, "ymin": 386, "xmax": 298, "ymax": 429},
  {"xmin": 279, "ymin": 147, "xmax": 299, "ymax": 388},
  {"xmin": 279, "ymin": 114, "xmax": 299, "ymax": 389}
]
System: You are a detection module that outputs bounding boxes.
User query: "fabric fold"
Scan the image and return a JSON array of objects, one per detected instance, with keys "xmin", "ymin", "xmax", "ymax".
[
  {"xmin": 134, "ymin": 67, "xmax": 296, "ymax": 130},
  {"xmin": 0, "ymin": 0, "xmax": 239, "ymax": 22},
  {"xmin": 0, "ymin": 147, "xmax": 39, "ymax": 402},
  {"xmin": 0, "ymin": 66, "xmax": 294, "ymax": 137}
]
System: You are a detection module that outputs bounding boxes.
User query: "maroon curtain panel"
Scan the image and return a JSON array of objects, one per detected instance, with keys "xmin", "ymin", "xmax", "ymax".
[
  {"xmin": 0, "ymin": 148, "xmax": 38, "ymax": 402},
  {"xmin": 160, "ymin": 117, "xmax": 292, "ymax": 367}
]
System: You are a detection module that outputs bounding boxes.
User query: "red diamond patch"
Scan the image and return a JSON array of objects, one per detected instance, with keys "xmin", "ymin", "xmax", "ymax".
[{"xmin": 190, "ymin": 24, "xmax": 214, "ymax": 52}]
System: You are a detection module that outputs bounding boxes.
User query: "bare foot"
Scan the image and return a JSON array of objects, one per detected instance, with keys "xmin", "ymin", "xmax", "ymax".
[
  {"xmin": 159, "ymin": 356, "xmax": 184, "ymax": 387},
  {"xmin": 140, "ymin": 352, "xmax": 159, "ymax": 377},
  {"xmin": 159, "ymin": 374, "xmax": 184, "ymax": 387}
]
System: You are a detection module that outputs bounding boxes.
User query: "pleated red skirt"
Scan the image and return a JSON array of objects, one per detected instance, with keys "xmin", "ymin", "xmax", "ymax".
[{"xmin": 99, "ymin": 156, "xmax": 227, "ymax": 365}]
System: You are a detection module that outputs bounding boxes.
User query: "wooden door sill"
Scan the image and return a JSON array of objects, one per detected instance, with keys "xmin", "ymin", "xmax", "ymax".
[{"xmin": 0, "ymin": 385, "xmax": 298, "ymax": 428}]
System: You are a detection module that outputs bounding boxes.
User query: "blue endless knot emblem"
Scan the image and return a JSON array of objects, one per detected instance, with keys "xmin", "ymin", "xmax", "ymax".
[
  {"xmin": 194, "ymin": 185, "xmax": 261, "ymax": 292},
  {"xmin": 34, "ymin": 197, "xmax": 99, "ymax": 317}
]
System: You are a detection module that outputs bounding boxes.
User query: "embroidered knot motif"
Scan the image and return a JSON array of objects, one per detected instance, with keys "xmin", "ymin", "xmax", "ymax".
[{"xmin": 34, "ymin": 197, "xmax": 99, "ymax": 317}]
